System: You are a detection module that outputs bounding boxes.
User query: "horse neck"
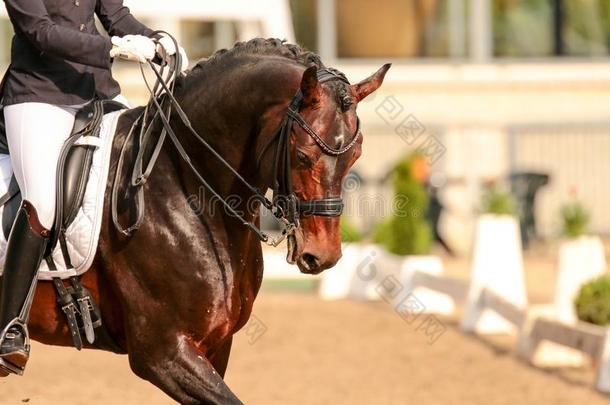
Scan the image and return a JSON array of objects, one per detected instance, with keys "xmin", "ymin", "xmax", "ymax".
[{"xmin": 161, "ymin": 56, "xmax": 301, "ymax": 230}]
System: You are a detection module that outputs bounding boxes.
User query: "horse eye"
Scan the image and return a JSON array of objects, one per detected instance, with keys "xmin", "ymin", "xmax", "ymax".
[{"xmin": 296, "ymin": 150, "xmax": 312, "ymax": 167}]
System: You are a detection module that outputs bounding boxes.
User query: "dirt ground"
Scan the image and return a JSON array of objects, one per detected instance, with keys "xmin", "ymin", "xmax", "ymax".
[{"xmin": 0, "ymin": 288, "xmax": 608, "ymax": 405}]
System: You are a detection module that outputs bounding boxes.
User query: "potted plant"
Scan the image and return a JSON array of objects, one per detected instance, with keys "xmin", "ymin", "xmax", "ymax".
[
  {"xmin": 553, "ymin": 194, "xmax": 607, "ymax": 323},
  {"xmin": 371, "ymin": 153, "xmax": 433, "ymax": 277},
  {"xmin": 575, "ymin": 275, "xmax": 610, "ymax": 326},
  {"xmin": 461, "ymin": 184, "xmax": 528, "ymax": 334}
]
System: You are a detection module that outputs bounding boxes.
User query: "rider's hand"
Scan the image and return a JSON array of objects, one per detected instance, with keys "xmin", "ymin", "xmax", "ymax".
[
  {"xmin": 156, "ymin": 34, "xmax": 190, "ymax": 73},
  {"xmin": 110, "ymin": 35, "xmax": 156, "ymax": 64}
]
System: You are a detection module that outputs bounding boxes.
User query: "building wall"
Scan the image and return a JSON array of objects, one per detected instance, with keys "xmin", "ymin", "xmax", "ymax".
[
  {"xmin": 337, "ymin": 63, "xmax": 610, "ymax": 244},
  {"xmin": 511, "ymin": 124, "xmax": 610, "ymax": 236}
]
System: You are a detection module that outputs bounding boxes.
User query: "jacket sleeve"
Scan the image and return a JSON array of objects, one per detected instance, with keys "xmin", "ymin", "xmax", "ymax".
[
  {"xmin": 96, "ymin": 0, "xmax": 154, "ymax": 38},
  {"xmin": 4, "ymin": 0, "xmax": 113, "ymax": 69}
]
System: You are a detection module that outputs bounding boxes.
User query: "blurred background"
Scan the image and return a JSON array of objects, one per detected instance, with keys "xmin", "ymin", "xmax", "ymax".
[
  {"xmin": 1, "ymin": 1, "xmax": 610, "ymax": 404},
  {"xmin": 2, "ymin": 0, "xmax": 609, "ymax": 246}
]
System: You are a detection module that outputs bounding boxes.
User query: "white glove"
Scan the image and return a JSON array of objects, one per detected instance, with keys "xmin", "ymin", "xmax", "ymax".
[
  {"xmin": 110, "ymin": 35, "xmax": 156, "ymax": 63},
  {"xmin": 156, "ymin": 34, "xmax": 189, "ymax": 72}
]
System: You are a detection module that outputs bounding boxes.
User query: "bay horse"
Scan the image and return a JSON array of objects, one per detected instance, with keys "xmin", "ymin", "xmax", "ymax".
[{"xmin": 22, "ymin": 39, "xmax": 389, "ymax": 404}]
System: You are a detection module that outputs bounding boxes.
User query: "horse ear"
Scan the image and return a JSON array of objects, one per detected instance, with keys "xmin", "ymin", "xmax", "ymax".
[
  {"xmin": 352, "ymin": 63, "xmax": 392, "ymax": 102},
  {"xmin": 300, "ymin": 65, "xmax": 321, "ymax": 107}
]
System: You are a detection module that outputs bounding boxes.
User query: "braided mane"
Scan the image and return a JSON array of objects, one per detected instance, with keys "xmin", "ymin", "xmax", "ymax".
[
  {"xmin": 191, "ymin": 38, "xmax": 324, "ymax": 73},
  {"xmin": 185, "ymin": 38, "xmax": 353, "ymax": 111}
]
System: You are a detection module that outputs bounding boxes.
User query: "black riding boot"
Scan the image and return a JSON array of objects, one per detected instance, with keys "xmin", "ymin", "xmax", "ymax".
[{"xmin": 0, "ymin": 201, "xmax": 49, "ymax": 376}]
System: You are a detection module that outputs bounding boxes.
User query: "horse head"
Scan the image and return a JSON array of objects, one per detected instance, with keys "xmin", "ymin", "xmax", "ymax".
[
  {"xmin": 284, "ymin": 63, "xmax": 391, "ymax": 274},
  {"xmin": 169, "ymin": 41, "xmax": 390, "ymax": 276}
]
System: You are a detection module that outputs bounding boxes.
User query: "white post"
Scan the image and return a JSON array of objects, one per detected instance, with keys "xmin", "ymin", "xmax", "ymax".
[
  {"xmin": 596, "ymin": 327, "xmax": 610, "ymax": 393},
  {"xmin": 316, "ymin": 0, "xmax": 337, "ymax": 62},
  {"xmin": 460, "ymin": 215, "xmax": 527, "ymax": 334},
  {"xmin": 469, "ymin": 0, "xmax": 492, "ymax": 62}
]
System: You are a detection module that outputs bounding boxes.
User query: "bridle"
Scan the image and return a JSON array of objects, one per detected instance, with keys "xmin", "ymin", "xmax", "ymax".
[
  {"xmin": 257, "ymin": 67, "xmax": 360, "ymax": 229},
  {"xmin": 111, "ymin": 33, "xmax": 360, "ymax": 247}
]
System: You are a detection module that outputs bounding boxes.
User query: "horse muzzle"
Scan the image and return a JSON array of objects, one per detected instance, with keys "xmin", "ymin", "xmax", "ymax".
[{"xmin": 280, "ymin": 196, "xmax": 344, "ymax": 273}]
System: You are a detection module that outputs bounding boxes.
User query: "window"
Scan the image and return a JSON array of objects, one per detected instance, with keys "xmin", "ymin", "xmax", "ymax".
[
  {"xmin": 335, "ymin": 0, "xmax": 462, "ymax": 58},
  {"xmin": 302, "ymin": 0, "xmax": 610, "ymax": 61},
  {"xmin": 493, "ymin": 0, "xmax": 610, "ymax": 58}
]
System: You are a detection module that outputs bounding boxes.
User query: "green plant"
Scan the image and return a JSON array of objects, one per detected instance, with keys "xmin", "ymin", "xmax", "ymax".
[
  {"xmin": 340, "ymin": 216, "xmax": 363, "ymax": 243},
  {"xmin": 481, "ymin": 186, "xmax": 516, "ymax": 216},
  {"xmin": 560, "ymin": 201, "xmax": 590, "ymax": 238},
  {"xmin": 575, "ymin": 275, "xmax": 610, "ymax": 326},
  {"xmin": 373, "ymin": 153, "xmax": 432, "ymax": 256}
]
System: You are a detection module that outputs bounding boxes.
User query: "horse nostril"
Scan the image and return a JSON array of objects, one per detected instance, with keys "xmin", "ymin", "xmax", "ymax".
[{"xmin": 302, "ymin": 252, "xmax": 320, "ymax": 269}]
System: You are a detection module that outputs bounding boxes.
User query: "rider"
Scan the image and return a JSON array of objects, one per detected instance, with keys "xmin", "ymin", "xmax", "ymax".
[{"xmin": 0, "ymin": 0, "xmax": 188, "ymax": 376}]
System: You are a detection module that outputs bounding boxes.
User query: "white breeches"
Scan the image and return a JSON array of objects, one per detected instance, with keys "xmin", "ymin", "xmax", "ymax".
[
  {"xmin": 1, "ymin": 96, "xmax": 129, "ymax": 230},
  {"xmin": 3, "ymin": 102, "xmax": 77, "ymax": 229}
]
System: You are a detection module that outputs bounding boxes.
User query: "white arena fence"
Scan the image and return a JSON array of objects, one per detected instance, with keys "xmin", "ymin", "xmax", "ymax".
[
  {"xmin": 372, "ymin": 264, "xmax": 610, "ymax": 393},
  {"xmin": 263, "ymin": 236, "xmax": 610, "ymax": 391}
]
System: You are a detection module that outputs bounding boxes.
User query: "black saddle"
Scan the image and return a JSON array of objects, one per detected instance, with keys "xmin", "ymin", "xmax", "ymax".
[{"xmin": 0, "ymin": 100, "xmax": 125, "ymax": 245}]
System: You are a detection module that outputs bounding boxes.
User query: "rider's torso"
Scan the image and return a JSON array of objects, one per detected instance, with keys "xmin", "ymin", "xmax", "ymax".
[{"xmin": 1, "ymin": 0, "xmax": 149, "ymax": 106}]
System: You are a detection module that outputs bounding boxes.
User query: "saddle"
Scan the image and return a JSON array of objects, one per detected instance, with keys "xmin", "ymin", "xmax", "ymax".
[
  {"xmin": 0, "ymin": 100, "xmax": 124, "ymax": 240},
  {"xmin": 0, "ymin": 100, "xmax": 125, "ymax": 352}
]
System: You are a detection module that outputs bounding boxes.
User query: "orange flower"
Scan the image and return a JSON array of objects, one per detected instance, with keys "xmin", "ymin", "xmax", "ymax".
[{"xmin": 411, "ymin": 154, "xmax": 429, "ymax": 183}]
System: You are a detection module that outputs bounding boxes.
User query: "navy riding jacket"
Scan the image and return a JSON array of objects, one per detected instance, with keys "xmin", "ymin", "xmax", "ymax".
[{"xmin": 0, "ymin": 0, "xmax": 153, "ymax": 106}]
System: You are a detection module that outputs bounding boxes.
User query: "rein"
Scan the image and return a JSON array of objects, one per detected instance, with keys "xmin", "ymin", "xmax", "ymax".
[{"xmin": 111, "ymin": 33, "xmax": 359, "ymax": 246}]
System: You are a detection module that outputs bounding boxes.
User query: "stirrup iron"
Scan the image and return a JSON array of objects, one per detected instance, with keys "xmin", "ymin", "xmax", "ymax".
[{"xmin": 0, "ymin": 318, "xmax": 31, "ymax": 376}]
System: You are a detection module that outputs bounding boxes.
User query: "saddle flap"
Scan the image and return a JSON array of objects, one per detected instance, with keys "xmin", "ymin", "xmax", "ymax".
[
  {"xmin": 60, "ymin": 101, "xmax": 100, "ymax": 229},
  {"xmin": 60, "ymin": 100, "xmax": 126, "ymax": 230}
]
